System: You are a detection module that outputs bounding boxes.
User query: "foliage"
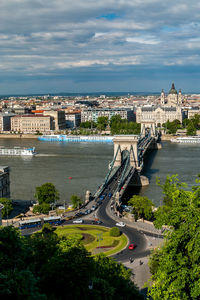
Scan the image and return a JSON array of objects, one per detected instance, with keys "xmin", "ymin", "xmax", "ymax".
[
  {"xmin": 148, "ymin": 175, "xmax": 200, "ymax": 299},
  {"xmin": 186, "ymin": 121, "xmax": 196, "ymax": 136},
  {"xmin": 109, "ymin": 227, "xmax": 121, "ymax": 237},
  {"xmin": 183, "ymin": 114, "xmax": 200, "ymax": 136},
  {"xmin": 128, "ymin": 195, "xmax": 154, "ymax": 221},
  {"xmin": 80, "ymin": 121, "xmax": 97, "ymax": 129},
  {"xmin": 93, "ymin": 254, "xmax": 143, "ymax": 299},
  {"xmin": 0, "ymin": 225, "xmax": 142, "ymax": 300},
  {"xmin": 97, "ymin": 116, "xmax": 109, "ymax": 131},
  {"xmin": 70, "ymin": 194, "xmax": 83, "ymax": 209},
  {"xmin": 163, "ymin": 119, "xmax": 181, "ymax": 134},
  {"xmin": 110, "ymin": 115, "xmax": 140, "ymax": 135},
  {"xmin": 34, "ymin": 182, "xmax": 59, "ymax": 206},
  {"xmin": 32, "ymin": 203, "xmax": 50, "ymax": 214},
  {"xmin": 0, "ymin": 226, "xmax": 44, "ymax": 299},
  {"xmin": 0, "ymin": 198, "xmax": 13, "ymax": 218}
]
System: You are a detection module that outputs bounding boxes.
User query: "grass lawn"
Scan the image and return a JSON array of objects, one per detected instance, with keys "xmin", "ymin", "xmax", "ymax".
[{"xmin": 55, "ymin": 225, "xmax": 128, "ymax": 256}]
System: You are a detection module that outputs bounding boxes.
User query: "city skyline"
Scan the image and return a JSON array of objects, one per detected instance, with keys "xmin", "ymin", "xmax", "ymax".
[{"xmin": 1, "ymin": 1, "xmax": 200, "ymax": 94}]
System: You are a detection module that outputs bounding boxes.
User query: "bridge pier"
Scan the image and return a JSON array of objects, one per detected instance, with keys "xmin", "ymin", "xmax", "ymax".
[{"xmin": 128, "ymin": 171, "xmax": 149, "ymax": 187}]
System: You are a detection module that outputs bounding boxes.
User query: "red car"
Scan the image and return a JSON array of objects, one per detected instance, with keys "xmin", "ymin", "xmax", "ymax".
[{"xmin": 128, "ymin": 244, "xmax": 136, "ymax": 250}]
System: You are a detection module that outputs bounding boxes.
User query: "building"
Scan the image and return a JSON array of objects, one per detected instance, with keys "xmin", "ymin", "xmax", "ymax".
[
  {"xmin": 187, "ymin": 107, "xmax": 200, "ymax": 119},
  {"xmin": 136, "ymin": 106, "xmax": 183, "ymax": 126},
  {"xmin": 43, "ymin": 110, "xmax": 66, "ymax": 130},
  {"xmin": 0, "ymin": 166, "xmax": 10, "ymax": 198},
  {"xmin": 65, "ymin": 112, "xmax": 81, "ymax": 128},
  {"xmin": 81, "ymin": 108, "xmax": 135, "ymax": 123},
  {"xmin": 0, "ymin": 113, "xmax": 15, "ymax": 131},
  {"xmin": 11, "ymin": 115, "xmax": 53, "ymax": 133},
  {"xmin": 161, "ymin": 83, "xmax": 182, "ymax": 107}
]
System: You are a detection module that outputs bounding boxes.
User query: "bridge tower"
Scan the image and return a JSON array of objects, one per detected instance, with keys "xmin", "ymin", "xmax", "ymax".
[
  {"xmin": 140, "ymin": 121, "xmax": 156, "ymax": 137},
  {"xmin": 113, "ymin": 135, "xmax": 139, "ymax": 168}
]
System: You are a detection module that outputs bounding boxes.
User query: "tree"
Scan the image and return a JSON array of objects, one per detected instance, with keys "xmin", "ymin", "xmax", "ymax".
[
  {"xmin": 34, "ymin": 183, "xmax": 59, "ymax": 205},
  {"xmin": 97, "ymin": 116, "xmax": 109, "ymax": 131},
  {"xmin": 186, "ymin": 122, "xmax": 196, "ymax": 136},
  {"xmin": 70, "ymin": 194, "xmax": 83, "ymax": 209},
  {"xmin": 128, "ymin": 195, "xmax": 154, "ymax": 221},
  {"xmin": 0, "ymin": 198, "xmax": 13, "ymax": 218},
  {"xmin": 93, "ymin": 254, "xmax": 143, "ymax": 299},
  {"xmin": 32, "ymin": 203, "xmax": 51, "ymax": 214},
  {"xmin": 0, "ymin": 225, "xmax": 142, "ymax": 299},
  {"xmin": 0, "ymin": 226, "xmax": 43, "ymax": 299},
  {"xmin": 148, "ymin": 175, "xmax": 200, "ymax": 299}
]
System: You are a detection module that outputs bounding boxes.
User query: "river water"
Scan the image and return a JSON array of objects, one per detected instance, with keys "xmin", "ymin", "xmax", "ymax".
[{"xmin": 0, "ymin": 139, "xmax": 199, "ymax": 206}]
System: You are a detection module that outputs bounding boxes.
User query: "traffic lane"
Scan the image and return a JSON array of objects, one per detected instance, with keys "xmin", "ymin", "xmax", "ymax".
[{"xmin": 97, "ymin": 196, "xmax": 147, "ymax": 260}]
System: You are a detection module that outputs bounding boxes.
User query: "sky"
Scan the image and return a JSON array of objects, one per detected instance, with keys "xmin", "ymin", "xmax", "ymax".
[{"xmin": 1, "ymin": 0, "xmax": 200, "ymax": 94}]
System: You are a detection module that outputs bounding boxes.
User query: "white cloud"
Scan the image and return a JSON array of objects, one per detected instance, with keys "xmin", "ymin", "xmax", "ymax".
[{"xmin": 0, "ymin": 0, "xmax": 200, "ymax": 92}]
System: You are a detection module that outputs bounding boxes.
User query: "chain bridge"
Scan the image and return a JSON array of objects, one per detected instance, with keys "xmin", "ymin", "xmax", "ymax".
[{"xmin": 93, "ymin": 122, "xmax": 161, "ymax": 205}]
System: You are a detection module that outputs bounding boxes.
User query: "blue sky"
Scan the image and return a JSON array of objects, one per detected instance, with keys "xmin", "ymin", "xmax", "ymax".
[{"xmin": 0, "ymin": 0, "xmax": 200, "ymax": 94}]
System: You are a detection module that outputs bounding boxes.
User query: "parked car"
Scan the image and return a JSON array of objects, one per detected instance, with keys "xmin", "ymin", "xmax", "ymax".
[
  {"xmin": 128, "ymin": 243, "xmax": 136, "ymax": 250},
  {"xmin": 91, "ymin": 205, "xmax": 97, "ymax": 211},
  {"xmin": 75, "ymin": 212, "xmax": 82, "ymax": 217},
  {"xmin": 96, "ymin": 200, "xmax": 102, "ymax": 206},
  {"xmin": 73, "ymin": 219, "xmax": 84, "ymax": 224},
  {"xmin": 84, "ymin": 209, "xmax": 91, "ymax": 215},
  {"xmin": 108, "ymin": 192, "xmax": 112, "ymax": 198},
  {"xmin": 116, "ymin": 222, "xmax": 126, "ymax": 227}
]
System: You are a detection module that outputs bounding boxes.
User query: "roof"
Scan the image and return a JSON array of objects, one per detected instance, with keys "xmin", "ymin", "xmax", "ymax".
[{"xmin": 169, "ymin": 83, "xmax": 178, "ymax": 95}]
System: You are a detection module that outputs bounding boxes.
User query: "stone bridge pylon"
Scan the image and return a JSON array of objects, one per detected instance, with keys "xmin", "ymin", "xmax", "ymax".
[{"xmin": 113, "ymin": 135, "xmax": 139, "ymax": 169}]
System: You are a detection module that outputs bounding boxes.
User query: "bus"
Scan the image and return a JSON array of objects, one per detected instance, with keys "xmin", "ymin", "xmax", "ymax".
[
  {"xmin": 19, "ymin": 216, "xmax": 64, "ymax": 229},
  {"xmin": 19, "ymin": 218, "xmax": 41, "ymax": 229},
  {"xmin": 43, "ymin": 216, "xmax": 63, "ymax": 226}
]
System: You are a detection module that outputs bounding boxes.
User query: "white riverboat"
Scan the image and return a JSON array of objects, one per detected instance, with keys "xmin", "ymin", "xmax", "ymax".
[
  {"xmin": 171, "ymin": 136, "xmax": 200, "ymax": 143},
  {"xmin": 0, "ymin": 147, "xmax": 36, "ymax": 156}
]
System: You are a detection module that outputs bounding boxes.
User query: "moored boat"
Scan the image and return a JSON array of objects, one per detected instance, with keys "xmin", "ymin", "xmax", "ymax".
[{"xmin": 171, "ymin": 136, "xmax": 200, "ymax": 143}]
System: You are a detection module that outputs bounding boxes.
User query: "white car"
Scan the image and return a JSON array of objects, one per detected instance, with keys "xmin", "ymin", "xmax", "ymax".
[
  {"xmin": 116, "ymin": 222, "xmax": 126, "ymax": 227},
  {"xmin": 73, "ymin": 219, "xmax": 84, "ymax": 224}
]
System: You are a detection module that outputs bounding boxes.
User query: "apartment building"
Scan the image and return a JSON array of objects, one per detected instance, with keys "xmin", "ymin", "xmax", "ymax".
[
  {"xmin": 81, "ymin": 108, "xmax": 135, "ymax": 123},
  {"xmin": 187, "ymin": 107, "xmax": 200, "ymax": 119},
  {"xmin": 65, "ymin": 112, "xmax": 81, "ymax": 128},
  {"xmin": 0, "ymin": 113, "xmax": 15, "ymax": 131},
  {"xmin": 43, "ymin": 110, "xmax": 66, "ymax": 130}
]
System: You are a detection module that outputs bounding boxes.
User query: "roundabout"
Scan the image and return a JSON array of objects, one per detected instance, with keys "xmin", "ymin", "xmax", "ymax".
[{"xmin": 55, "ymin": 224, "xmax": 128, "ymax": 256}]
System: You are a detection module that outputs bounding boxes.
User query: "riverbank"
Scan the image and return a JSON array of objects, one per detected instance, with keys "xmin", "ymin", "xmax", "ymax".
[{"xmin": 0, "ymin": 134, "xmax": 38, "ymax": 138}]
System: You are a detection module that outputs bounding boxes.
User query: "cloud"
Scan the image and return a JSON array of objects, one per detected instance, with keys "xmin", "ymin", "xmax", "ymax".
[{"xmin": 0, "ymin": 0, "xmax": 200, "ymax": 93}]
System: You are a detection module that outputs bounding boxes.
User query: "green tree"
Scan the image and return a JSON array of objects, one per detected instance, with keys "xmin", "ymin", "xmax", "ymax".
[
  {"xmin": 0, "ymin": 226, "xmax": 44, "ymax": 299},
  {"xmin": 34, "ymin": 183, "xmax": 59, "ymax": 205},
  {"xmin": 70, "ymin": 194, "xmax": 83, "ymax": 209},
  {"xmin": 97, "ymin": 116, "xmax": 109, "ymax": 131},
  {"xmin": 128, "ymin": 195, "xmax": 154, "ymax": 221},
  {"xmin": 32, "ymin": 203, "xmax": 51, "ymax": 214},
  {"xmin": 0, "ymin": 198, "xmax": 13, "ymax": 218},
  {"xmin": 148, "ymin": 175, "xmax": 200, "ymax": 299},
  {"xmin": 186, "ymin": 121, "xmax": 196, "ymax": 136},
  {"xmin": 93, "ymin": 254, "xmax": 143, "ymax": 299}
]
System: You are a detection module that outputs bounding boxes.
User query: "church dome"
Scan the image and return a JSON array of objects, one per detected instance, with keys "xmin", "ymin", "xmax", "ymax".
[{"xmin": 169, "ymin": 83, "xmax": 177, "ymax": 94}]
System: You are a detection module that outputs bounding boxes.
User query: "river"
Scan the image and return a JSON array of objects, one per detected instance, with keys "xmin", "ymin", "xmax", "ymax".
[{"xmin": 0, "ymin": 138, "xmax": 199, "ymax": 206}]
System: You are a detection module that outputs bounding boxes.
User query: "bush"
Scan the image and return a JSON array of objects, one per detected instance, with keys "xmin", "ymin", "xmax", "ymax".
[
  {"xmin": 33, "ymin": 203, "xmax": 50, "ymax": 214},
  {"xmin": 109, "ymin": 227, "xmax": 121, "ymax": 237}
]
